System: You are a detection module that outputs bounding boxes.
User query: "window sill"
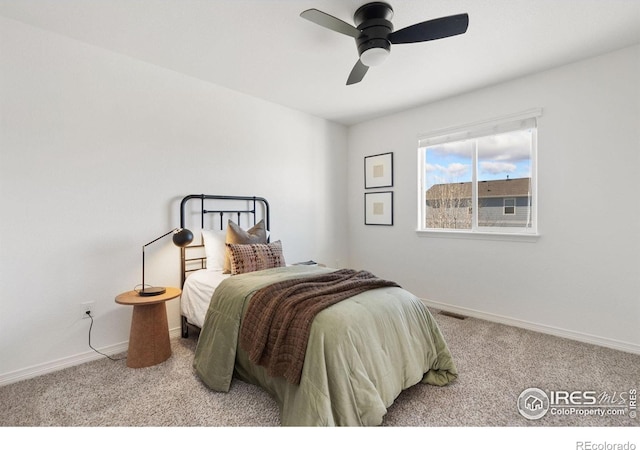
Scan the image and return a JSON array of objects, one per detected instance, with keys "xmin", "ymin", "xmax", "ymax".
[{"xmin": 416, "ymin": 229, "xmax": 540, "ymax": 243}]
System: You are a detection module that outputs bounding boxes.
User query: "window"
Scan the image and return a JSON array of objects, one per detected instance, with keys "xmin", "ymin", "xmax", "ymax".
[
  {"xmin": 418, "ymin": 109, "xmax": 540, "ymax": 235},
  {"xmin": 503, "ymin": 198, "xmax": 516, "ymax": 215}
]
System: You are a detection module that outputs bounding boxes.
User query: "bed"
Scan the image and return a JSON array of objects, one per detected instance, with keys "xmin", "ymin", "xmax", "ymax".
[{"xmin": 178, "ymin": 194, "xmax": 458, "ymax": 426}]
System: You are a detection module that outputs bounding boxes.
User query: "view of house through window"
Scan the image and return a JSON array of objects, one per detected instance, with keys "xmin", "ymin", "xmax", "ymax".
[{"xmin": 418, "ymin": 111, "xmax": 539, "ymax": 234}]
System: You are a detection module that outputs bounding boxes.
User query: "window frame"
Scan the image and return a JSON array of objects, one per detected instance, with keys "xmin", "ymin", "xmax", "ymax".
[{"xmin": 417, "ymin": 109, "xmax": 541, "ymax": 240}]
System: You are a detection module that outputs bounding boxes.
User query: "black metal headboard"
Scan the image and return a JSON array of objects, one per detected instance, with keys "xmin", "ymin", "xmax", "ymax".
[{"xmin": 178, "ymin": 194, "xmax": 270, "ymax": 285}]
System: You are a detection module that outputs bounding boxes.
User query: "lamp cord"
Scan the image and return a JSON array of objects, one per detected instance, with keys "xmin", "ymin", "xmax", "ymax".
[{"xmin": 87, "ymin": 312, "xmax": 125, "ymax": 361}]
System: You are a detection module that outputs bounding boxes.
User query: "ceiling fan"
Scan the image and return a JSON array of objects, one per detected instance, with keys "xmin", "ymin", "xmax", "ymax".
[{"xmin": 300, "ymin": 2, "xmax": 469, "ymax": 85}]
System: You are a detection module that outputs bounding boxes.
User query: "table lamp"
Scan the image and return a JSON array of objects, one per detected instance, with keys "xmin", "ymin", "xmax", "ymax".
[{"xmin": 137, "ymin": 227, "xmax": 193, "ymax": 296}]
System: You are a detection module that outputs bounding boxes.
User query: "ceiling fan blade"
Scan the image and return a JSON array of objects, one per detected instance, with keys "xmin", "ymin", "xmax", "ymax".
[
  {"xmin": 346, "ymin": 59, "xmax": 369, "ymax": 85},
  {"xmin": 389, "ymin": 13, "xmax": 469, "ymax": 44},
  {"xmin": 300, "ymin": 9, "xmax": 361, "ymax": 38}
]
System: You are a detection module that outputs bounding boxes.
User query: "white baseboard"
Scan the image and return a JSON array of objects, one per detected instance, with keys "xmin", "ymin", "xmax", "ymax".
[
  {"xmin": 0, "ymin": 327, "xmax": 183, "ymax": 387},
  {"xmin": 423, "ymin": 299, "xmax": 640, "ymax": 355}
]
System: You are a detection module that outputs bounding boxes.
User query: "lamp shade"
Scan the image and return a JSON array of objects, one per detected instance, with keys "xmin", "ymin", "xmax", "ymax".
[{"xmin": 172, "ymin": 228, "xmax": 193, "ymax": 247}]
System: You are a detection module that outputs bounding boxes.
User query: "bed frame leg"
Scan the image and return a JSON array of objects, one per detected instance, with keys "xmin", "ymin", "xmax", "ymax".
[{"xmin": 181, "ymin": 315, "xmax": 189, "ymax": 338}]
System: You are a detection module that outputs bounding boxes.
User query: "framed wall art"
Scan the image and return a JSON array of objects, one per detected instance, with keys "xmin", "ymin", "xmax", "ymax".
[
  {"xmin": 365, "ymin": 191, "xmax": 393, "ymax": 226},
  {"xmin": 364, "ymin": 152, "xmax": 393, "ymax": 189}
]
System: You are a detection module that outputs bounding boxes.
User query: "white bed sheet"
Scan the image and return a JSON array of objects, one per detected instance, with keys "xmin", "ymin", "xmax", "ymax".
[{"xmin": 181, "ymin": 269, "xmax": 230, "ymax": 328}]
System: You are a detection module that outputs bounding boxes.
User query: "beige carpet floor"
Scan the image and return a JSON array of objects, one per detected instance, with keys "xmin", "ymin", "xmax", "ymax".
[{"xmin": 1, "ymin": 310, "xmax": 639, "ymax": 428}]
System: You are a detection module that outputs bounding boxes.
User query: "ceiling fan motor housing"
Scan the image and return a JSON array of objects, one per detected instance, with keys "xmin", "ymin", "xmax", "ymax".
[{"xmin": 354, "ymin": 2, "xmax": 394, "ymax": 64}]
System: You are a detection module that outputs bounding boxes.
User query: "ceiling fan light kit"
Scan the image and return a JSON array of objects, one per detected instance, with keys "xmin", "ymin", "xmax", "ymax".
[
  {"xmin": 300, "ymin": 2, "xmax": 469, "ymax": 85},
  {"xmin": 359, "ymin": 47, "xmax": 389, "ymax": 66},
  {"xmin": 354, "ymin": 2, "xmax": 393, "ymax": 67}
]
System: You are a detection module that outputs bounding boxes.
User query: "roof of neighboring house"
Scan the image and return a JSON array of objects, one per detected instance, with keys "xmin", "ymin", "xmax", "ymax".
[{"xmin": 426, "ymin": 177, "xmax": 531, "ymax": 200}]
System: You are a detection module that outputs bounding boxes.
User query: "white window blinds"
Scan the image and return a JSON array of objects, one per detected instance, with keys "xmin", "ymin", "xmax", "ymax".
[{"xmin": 418, "ymin": 108, "xmax": 542, "ymax": 148}]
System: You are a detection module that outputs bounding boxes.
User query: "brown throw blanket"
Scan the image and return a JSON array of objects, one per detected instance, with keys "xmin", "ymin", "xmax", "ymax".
[{"xmin": 239, "ymin": 269, "xmax": 401, "ymax": 385}]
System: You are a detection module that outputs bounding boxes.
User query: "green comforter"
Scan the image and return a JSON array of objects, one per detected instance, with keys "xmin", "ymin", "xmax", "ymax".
[{"xmin": 193, "ymin": 265, "xmax": 457, "ymax": 426}]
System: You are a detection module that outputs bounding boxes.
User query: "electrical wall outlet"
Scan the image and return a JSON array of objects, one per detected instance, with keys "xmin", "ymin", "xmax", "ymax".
[{"xmin": 80, "ymin": 302, "xmax": 94, "ymax": 319}]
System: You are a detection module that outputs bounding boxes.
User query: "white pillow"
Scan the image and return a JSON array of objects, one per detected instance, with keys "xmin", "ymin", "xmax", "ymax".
[{"xmin": 201, "ymin": 229, "xmax": 226, "ymax": 270}]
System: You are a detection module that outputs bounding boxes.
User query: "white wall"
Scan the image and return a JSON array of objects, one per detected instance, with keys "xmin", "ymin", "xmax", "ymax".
[
  {"xmin": 2, "ymin": 15, "xmax": 638, "ymax": 386},
  {"xmin": 347, "ymin": 45, "xmax": 640, "ymax": 352},
  {"xmin": 0, "ymin": 17, "xmax": 348, "ymax": 382}
]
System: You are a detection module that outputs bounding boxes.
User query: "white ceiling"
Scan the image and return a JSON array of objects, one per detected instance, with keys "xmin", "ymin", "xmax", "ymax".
[{"xmin": 1, "ymin": 0, "xmax": 639, "ymax": 125}]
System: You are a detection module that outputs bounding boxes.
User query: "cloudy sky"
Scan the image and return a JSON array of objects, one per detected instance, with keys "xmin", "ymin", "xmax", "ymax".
[{"xmin": 424, "ymin": 128, "xmax": 533, "ymax": 189}]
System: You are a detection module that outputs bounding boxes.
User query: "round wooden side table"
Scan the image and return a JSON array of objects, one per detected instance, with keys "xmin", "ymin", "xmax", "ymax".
[{"xmin": 115, "ymin": 287, "xmax": 181, "ymax": 368}]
